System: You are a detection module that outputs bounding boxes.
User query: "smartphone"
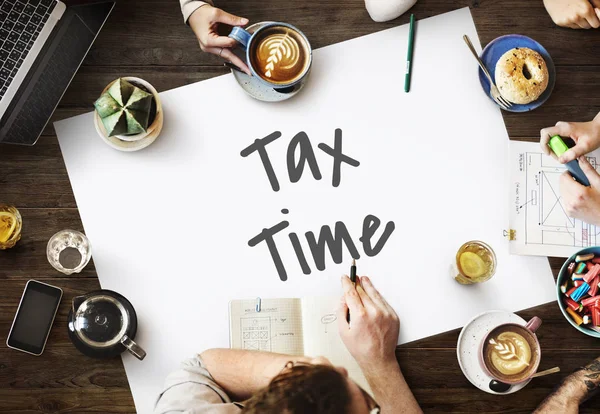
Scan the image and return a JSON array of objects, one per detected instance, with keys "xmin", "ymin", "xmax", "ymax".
[{"xmin": 7, "ymin": 280, "xmax": 63, "ymax": 356}]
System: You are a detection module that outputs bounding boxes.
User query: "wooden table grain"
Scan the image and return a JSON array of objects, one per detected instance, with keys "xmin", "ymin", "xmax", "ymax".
[{"xmin": 1, "ymin": 0, "xmax": 599, "ymax": 412}]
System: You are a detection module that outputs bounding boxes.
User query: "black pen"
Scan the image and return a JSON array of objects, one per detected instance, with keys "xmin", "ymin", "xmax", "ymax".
[{"xmin": 347, "ymin": 259, "xmax": 357, "ymax": 323}]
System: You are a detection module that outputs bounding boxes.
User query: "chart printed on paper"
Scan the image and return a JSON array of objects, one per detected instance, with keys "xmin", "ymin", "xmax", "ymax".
[
  {"xmin": 229, "ymin": 298, "xmax": 304, "ymax": 356},
  {"xmin": 509, "ymin": 141, "xmax": 600, "ymax": 257},
  {"xmin": 240, "ymin": 317, "xmax": 272, "ymax": 351}
]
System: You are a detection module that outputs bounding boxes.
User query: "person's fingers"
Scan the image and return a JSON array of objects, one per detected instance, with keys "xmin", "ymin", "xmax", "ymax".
[
  {"xmin": 341, "ymin": 275, "xmax": 364, "ymax": 314},
  {"xmin": 213, "ymin": 8, "xmax": 249, "ymax": 27},
  {"xmin": 356, "ymin": 282, "xmax": 376, "ymax": 311},
  {"xmin": 541, "ymin": 122, "xmax": 573, "ymax": 156},
  {"xmin": 577, "ymin": 17, "xmax": 592, "ymax": 29},
  {"xmin": 592, "ymin": 0, "xmax": 600, "ymax": 9},
  {"xmin": 560, "ymin": 140, "xmax": 591, "ymax": 164},
  {"xmin": 361, "ymin": 276, "xmax": 398, "ymax": 317},
  {"xmin": 581, "ymin": 1, "xmax": 600, "ymax": 28},
  {"xmin": 211, "ymin": 47, "xmax": 252, "ymax": 75},
  {"xmin": 205, "ymin": 34, "xmax": 238, "ymax": 49},
  {"xmin": 360, "ymin": 276, "xmax": 385, "ymax": 308},
  {"xmin": 544, "ymin": 122, "xmax": 591, "ymax": 164},
  {"xmin": 578, "ymin": 156, "xmax": 600, "ymax": 187},
  {"xmin": 560, "ymin": 170, "xmax": 573, "ymax": 186},
  {"xmin": 541, "ymin": 127, "xmax": 558, "ymax": 157},
  {"xmin": 585, "ymin": 9, "xmax": 600, "ymax": 28},
  {"xmin": 577, "ymin": 22, "xmax": 590, "ymax": 29},
  {"xmin": 560, "ymin": 170, "xmax": 578, "ymax": 199},
  {"xmin": 559, "ymin": 171, "xmax": 582, "ymax": 218},
  {"xmin": 596, "ymin": 8, "xmax": 600, "ymax": 21},
  {"xmin": 337, "ymin": 296, "xmax": 350, "ymax": 331}
]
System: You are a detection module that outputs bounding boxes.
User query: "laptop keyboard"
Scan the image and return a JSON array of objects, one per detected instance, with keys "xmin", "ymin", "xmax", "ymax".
[{"xmin": 0, "ymin": 0, "xmax": 57, "ymax": 100}]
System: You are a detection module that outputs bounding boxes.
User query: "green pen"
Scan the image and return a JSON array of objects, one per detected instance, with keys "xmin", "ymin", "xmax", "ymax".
[{"xmin": 404, "ymin": 14, "xmax": 415, "ymax": 93}]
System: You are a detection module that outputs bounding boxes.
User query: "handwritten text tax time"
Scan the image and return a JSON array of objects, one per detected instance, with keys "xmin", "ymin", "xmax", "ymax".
[{"xmin": 241, "ymin": 129, "xmax": 396, "ymax": 281}]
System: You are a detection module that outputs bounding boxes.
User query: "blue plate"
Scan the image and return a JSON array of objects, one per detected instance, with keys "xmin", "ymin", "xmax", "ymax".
[{"xmin": 478, "ymin": 34, "xmax": 556, "ymax": 112}]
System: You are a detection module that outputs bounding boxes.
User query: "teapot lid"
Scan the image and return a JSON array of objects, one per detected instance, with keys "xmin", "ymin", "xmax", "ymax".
[{"xmin": 73, "ymin": 294, "xmax": 130, "ymax": 348}]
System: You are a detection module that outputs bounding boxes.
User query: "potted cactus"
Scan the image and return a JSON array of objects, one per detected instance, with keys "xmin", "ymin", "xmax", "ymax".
[{"xmin": 93, "ymin": 77, "xmax": 163, "ymax": 151}]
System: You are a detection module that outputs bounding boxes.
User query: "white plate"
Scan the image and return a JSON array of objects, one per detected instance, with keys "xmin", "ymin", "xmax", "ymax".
[{"xmin": 456, "ymin": 310, "xmax": 531, "ymax": 395}]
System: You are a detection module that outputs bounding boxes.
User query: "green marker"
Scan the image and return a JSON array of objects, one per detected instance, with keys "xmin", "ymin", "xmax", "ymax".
[
  {"xmin": 404, "ymin": 14, "xmax": 415, "ymax": 93},
  {"xmin": 548, "ymin": 135, "xmax": 590, "ymax": 187}
]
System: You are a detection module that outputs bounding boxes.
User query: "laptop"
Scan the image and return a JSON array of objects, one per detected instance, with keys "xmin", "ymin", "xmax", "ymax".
[{"xmin": 0, "ymin": 0, "xmax": 115, "ymax": 146}]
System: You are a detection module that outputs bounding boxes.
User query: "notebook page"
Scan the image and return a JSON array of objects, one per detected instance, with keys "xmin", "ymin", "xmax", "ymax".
[
  {"xmin": 300, "ymin": 296, "xmax": 372, "ymax": 395},
  {"xmin": 229, "ymin": 298, "xmax": 304, "ymax": 355}
]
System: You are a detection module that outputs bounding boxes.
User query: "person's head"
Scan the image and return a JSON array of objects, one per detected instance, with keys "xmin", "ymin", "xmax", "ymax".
[{"xmin": 241, "ymin": 357, "xmax": 379, "ymax": 414}]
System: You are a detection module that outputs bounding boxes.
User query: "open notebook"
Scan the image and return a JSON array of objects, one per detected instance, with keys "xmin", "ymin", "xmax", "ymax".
[{"xmin": 229, "ymin": 296, "xmax": 371, "ymax": 395}]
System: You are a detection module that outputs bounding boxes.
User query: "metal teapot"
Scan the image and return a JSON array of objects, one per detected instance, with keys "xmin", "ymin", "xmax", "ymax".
[{"xmin": 68, "ymin": 290, "xmax": 146, "ymax": 360}]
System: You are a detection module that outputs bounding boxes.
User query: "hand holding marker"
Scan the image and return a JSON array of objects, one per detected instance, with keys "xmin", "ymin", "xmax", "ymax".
[{"xmin": 548, "ymin": 135, "xmax": 591, "ymax": 187}]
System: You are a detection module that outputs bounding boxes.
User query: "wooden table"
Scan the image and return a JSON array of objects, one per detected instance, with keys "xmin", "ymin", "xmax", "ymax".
[{"xmin": 1, "ymin": 0, "xmax": 599, "ymax": 412}]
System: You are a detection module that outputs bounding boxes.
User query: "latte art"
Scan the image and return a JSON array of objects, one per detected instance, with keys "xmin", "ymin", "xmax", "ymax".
[
  {"xmin": 260, "ymin": 34, "xmax": 300, "ymax": 79},
  {"xmin": 250, "ymin": 27, "xmax": 309, "ymax": 85},
  {"xmin": 488, "ymin": 332, "xmax": 532, "ymax": 376}
]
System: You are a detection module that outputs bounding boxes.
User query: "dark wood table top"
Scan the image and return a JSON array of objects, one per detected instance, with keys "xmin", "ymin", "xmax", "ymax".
[{"xmin": 1, "ymin": 0, "xmax": 599, "ymax": 412}]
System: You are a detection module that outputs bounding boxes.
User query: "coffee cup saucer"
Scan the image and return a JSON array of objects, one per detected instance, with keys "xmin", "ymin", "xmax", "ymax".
[
  {"xmin": 457, "ymin": 310, "xmax": 531, "ymax": 395},
  {"xmin": 229, "ymin": 22, "xmax": 304, "ymax": 103}
]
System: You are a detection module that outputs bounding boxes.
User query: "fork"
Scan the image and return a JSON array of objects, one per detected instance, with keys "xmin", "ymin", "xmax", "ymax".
[{"xmin": 462, "ymin": 35, "xmax": 513, "ymax": 110}]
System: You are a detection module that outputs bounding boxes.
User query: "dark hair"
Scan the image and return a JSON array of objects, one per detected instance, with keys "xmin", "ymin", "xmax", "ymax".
[{"xmin": 242, "ymin": 364, "xmax": 351, "ymax": 414}]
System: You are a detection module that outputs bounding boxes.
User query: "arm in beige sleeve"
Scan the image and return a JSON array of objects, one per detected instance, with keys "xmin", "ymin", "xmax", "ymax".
[{"xmin": 180, "ymin": 0, "xmax": 214, "ymax": 23}]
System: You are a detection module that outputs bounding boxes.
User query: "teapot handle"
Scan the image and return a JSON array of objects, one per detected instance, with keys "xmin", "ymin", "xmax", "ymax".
[
  {"xmin": 72, "ymin": 295, "xmax": 86, "ymax": 314},
  {"xmin": 121, "ymin": 335, "xmax": 146, "ymax": 360}
]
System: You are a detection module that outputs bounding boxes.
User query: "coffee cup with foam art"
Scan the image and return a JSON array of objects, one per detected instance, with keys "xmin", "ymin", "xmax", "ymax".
[
  {"xmin": 229, "ymin": 22, "xmax": 312, "ymax": 92},
  {"xmin": 479, "ymin": 317, "xmax": 543, "ymax": 385}
]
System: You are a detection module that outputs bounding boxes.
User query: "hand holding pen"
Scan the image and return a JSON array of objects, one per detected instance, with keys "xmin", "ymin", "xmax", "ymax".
[{"xmin": 337, "ymin": 274, "xmax": 400, "ymax": 370}]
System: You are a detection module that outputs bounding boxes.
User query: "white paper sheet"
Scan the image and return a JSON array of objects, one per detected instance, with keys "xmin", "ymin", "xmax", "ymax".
[
  {"xmin": 509, "ymin": 140, "xmax": 600, "ymax": 257},
  {"xmin": 54, "ymin": 8, "xmax": 556, "ymax": 413}
]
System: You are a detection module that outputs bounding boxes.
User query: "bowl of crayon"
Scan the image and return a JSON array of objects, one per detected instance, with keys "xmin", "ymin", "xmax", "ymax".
[{"xmin": 557, "ymin": 247, "xmax": 600, "ymax": 338}]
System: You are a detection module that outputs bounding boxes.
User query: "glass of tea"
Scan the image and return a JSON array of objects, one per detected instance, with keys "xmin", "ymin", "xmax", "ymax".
[
  {"xmin": 454, "ymin": 240, "xmax": 497, "ymax": 284},
  {"xmin": 0, "ymin": 204, "xmax": 22, "ymax": 249},
  {"xmin": 47, "ymin": 229, "xmax": 92, "ymax": 275}
]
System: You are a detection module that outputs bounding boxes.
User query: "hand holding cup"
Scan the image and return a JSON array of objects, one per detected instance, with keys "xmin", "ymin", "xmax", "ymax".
[{"xmin": 188, "ymin": 5, "xmax": 252, "ymax": 75}]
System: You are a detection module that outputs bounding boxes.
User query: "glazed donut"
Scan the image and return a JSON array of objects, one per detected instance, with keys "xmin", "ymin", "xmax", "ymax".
[{"xmin": 494, "ymin": 48, "xmax": 549, "ymax": 105}]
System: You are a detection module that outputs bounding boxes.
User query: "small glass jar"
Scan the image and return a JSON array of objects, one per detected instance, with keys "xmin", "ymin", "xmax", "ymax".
[
  {"xmin": 47, "ymin": 229, "xmax": 92, "ymax": 275},
  {"xmin": 0, "ymin": 204, "xmax": 22, "ymax": 250},
  {"xmin": 453, "ymin": 240, "xmax": 497, "ymax": 284}
]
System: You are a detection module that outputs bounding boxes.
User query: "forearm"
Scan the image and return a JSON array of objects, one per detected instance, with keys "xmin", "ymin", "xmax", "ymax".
[
  {"xmin": 534, "ymin": 357, "xmax": 600, "ymax": 413},
  {"xmin": 200, "ymin": 349, "xmax": 309, "ymax": 400},
  {"xmin": 362, "ymin": 360, "xmax": 423, "ymax": 414},
  {"xmin": 180, "ymin": 0, "xmax": 213, "ymax": 24},
  {"xmin": 570, "ymin": 357, "xmax": 600, "ymax": 403}
]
